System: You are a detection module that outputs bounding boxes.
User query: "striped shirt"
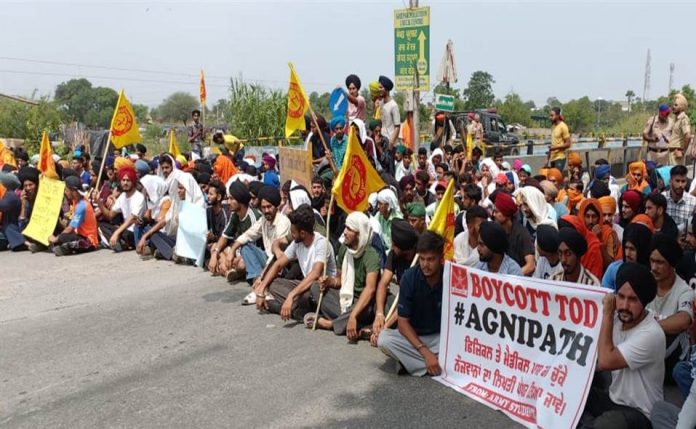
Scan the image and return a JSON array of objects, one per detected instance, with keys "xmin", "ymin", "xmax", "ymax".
[
  {"xmin": 662, "ymin": 190, "xmax": 696, "ymax": 229},
  {"xmin": 552, "ymin": 265, "xmax": 601, "ymax": 286}
]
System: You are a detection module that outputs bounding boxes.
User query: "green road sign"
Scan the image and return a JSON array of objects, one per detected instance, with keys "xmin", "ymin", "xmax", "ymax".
[
  {"xmin": 434, "ymin": 93, "xmax": 455, "ymax": 112},
  {"xmin": 394, "ymin": 6, "xmax": 430, "ymax": 91}
]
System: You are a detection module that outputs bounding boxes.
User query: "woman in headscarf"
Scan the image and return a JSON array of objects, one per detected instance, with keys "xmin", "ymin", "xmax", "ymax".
[
  {"xmin": 213, "ymin": 153, "xmax": 238, "ymax": 185},
  {"xmin": 375, "ymin": 187, "xmax": 403, "ymax": 249},
  {"xmin": 559, "ymin": 214, "xmax": 604, "ymax": 280},
  {"xmin": 516, "ymin": 186, "xmax": 557, "ymax": 239},
  {"xmin": 601, "ymin": 222, "xmax": 653, "ymax": 290},
  {"xmin": 0, "ymin": 182, "xmax": 24, "ymax": 251},
  {"xmin": 137, "ymin": 174, "xmax": 169, "ymax": 249},
  {"xmin": 578, "ymin": 198, "xmax": 619, "ymax": 269},
  {"xmin": 621, "ymin": 161, "xmax": 651, "ymax": 195}
]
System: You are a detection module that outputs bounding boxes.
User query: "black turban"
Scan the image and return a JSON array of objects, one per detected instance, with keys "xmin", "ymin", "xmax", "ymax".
[
  {"xmin": 258, "ymin": 185, "xmax": 281, "ymax": 207},
  {"xmin": 61, "ymin": 168, "xmax": 78, "ymax": 180},
  {"xmin": 622, "ymin": 223, "xmax": 652, "ymax": 265},
  {"xmin": 197, "ymin": 172, "xmax": 211, "ymax": 185},
  {"xmin": 479, "ymin": 221, "xmax": 508, "ymax": 255},
  {"xmin": 558, "ymin": 227, "xmax": 587, "ymax": 257},
  {"xmin": 198, "ymin": 163, "xmax": 213, "ymax": 175},
  {"xmin": 589, "ymin": 180, "xmax": 610, "ymax": 199},
  {"xmin": 248, "ymin": 181, "xmax": 264, "ymax": 197},
  {"xmin": 378, "ymin": 75, "xmax": 394, "ymax": 91},
  {"xmin": 616, "ymin": 262, "xmax": 657, "ymax": 308},
  {"xmin": 536, "ymin": 225, "xmax": 560, "ymax": 254},
  {"xmin": 399, "ymin": 174, "xmax": 415, "ymax": 191},
  {"xmin": 650, "ymin": 232, "xmax": 683, "ymax": 267},
  {"xmin": 228, "ymin": 180, "xmax": 251, "ymax": 206},
  {"xmin": 391, "ymin": 219, "xmax": 418, "ymax": 250},
  {"xmin": 136, "ymin": 143, "xmax": 147, "ymax": 154},
  {"xmin": 345, "ymin": 74, "xmax": 361, "ymax": 90},
  {"xmin": 17, "ymin": 167, "xmax": 39, "ymax": 185}
]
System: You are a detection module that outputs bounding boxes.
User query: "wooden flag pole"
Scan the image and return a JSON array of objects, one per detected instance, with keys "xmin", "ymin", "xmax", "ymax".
[
  {"xmin": 312, "ymin": 192, "xmax": 335, "ymax": 331},
  {"xmin": 308, "ymin": 106, "xmax": 338, "ymax": 177},
  {"xmin": 92, "ymin": 130, "xmax": 112, "ymax": 197}
]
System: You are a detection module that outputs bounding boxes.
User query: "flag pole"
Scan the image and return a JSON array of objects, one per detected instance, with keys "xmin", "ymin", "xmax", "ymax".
[
  {"xmin": 312, "ymin": 192, "xmax": 335, "ymax": 331},
  {"xmin": 384, "ymin": 253, "xmax": 420, "ymax": 325},
  {"xmin": 93, "ymin": 130, "xmax": 112, "ymax": 197}
]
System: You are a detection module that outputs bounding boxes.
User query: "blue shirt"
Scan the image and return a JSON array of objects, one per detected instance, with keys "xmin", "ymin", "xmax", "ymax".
[
  {"xmin": 602, "ymin": 260, "xmax": 623, "ymax": 290},
  {"xmin": 80, "ymin": 170, "xmax": 91, "ymax": 186},
  {"xmin": 69, "ymin": 199, "xmax": 87, "ymax": 229},
  {"xmin": 263, "ymin": 171, "xmax": 280, "ymax": 188},
  {"xmin": 475, "ymin": 254, "xmax": 523, "ymax": 276},
  {"xmin": 397, "ymin": 265, "xmax": 443, "ymax": 336}
]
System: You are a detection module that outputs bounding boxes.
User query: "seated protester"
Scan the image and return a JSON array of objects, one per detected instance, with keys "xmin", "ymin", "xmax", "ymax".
[
  {"xmin": 648, "ymin": 233, "xmax": 693, "ymax": 380},
  {"xmin": 48, "ymin": 175, "xmax": 99, "ymax": 256},
  {"xmin": 533, "ymin": 225, "xmax": 563, "ymax": 280},
  {"xmin": 196, "ymin": 172, "xmax": 211, "ymax": 199},
  {"xmin": 453, "ymin": 205, "xmax": 488, "ymax": 267},
  {"xmin": 375, "ymin": 187, "xmax": 403, "ymax": 249},
  {"xmin": 288, "ymin": 183, "xmax": 326, "ymax": 234},
  {"xmin": 97, "ymin": 166, "xmax": 145, "ymax": 252},
  {"xmin": 454, "ymin": 183, "xmax": 482, "ymax": 236},
  {"xmin": 651, "ymin": 381, "xmax": 696, "ymax": 429},
  {"xmin": 208, "ymin": 181, "xmax": 260, "ymax": 279},
  {"xmin": 248, "ymin": 181, "xmax": 263, "ymax": 209},
  {"xmin": 405, "ymin": 202, "xmax": 427, "ymax": 235},
  {"xmin": 309, "ymin": 212, "xmax": 380, "ymax": 339},
  {"xmin": 552, "ymin": 227, "xmax": 600, "ymax": 286},
  {"xmin": 588, "ymin": 178, "xmax": 611, "ymax": 200},
  {"xmin": 371, "ymin": 220, "xmax": 418, "ymax": 345},
  {"xmin": 206, "ymin": 181, "xmax": 230, "ymax": 253},
  {"xmin": 0, "ymin": 182, "xmax": 24, "ymax": 251},
  {"xmin": 492, "ymin": 192, "xmax": 535, "ymax": 276},
  {"xmin": 261, "ymin": 154, "xmax": 280, "ymax": 189},
  {"xmin": 425, "ymin": 180, "xmax": 460, "ymax": 219},
  {"xmin": 394, "ymin": 145, "xmax": 414, "ymax": 181},
  {"xmin": 377, "ymin": 231, "xmax": 445, "ymax": 376},
  {"xmin": 213, "ymin": 152, "xmax": 238, "ymax": 185},
  {"xmin": 621, "ymin": 161, "xmax": 652, "ymax": 196},
  {"xmin": 475, "ymin": 221, "xmax": 523, "ymax": 276},
  {"xmin": 602, "ymin": 222, "xmax": 654, "ymax": 290},
  {"xmin": 413, "ymin": 170, "xmax": 435, "ymax": 207},
  {"xmin": 17, "ymin": 166, "xmax": 39, "ymax": 233},
  {"xmin": 619, "ymin": 189, "xmax": 642, "ymax": 229},
  {"xmin": 309, "ymin": 176, "xmax": 326, "ymax": 212},
  {"xmin": 516, "ymin": 185, "xmax": 557, "ymax": 240},
  {"xmin": 599, "ymin": 195, "xmax": 623, "ymax": 241},
  {"xmin": 254, "ymin": 204, "xmax": 337, "ymax": 321},
  {"xmin": 135, "ymin": 159, "xmax": 151, "ymax": 180},
  {"xmin": 559, "ymin": 215, "xmax": 604, "ymax": 280},
  {"xmin": 564, "ymin": 180, "xmax": 585, "ymax": 214},
  {"xmin": 579, "ymin": 198, "xmax": 620, "ymax": 268},
  {"xmin": 581, "ymin": 263, "xmax": 664, "ymax": 429},
  {"xmin": 136, "ymin": 175, "xmax": 171, "ymax": 259},
  {"xmin": 71, "ymin": 153, "xmax": 90, "ymax": 187},
  {"xmin": 398, "ymin": 174, "xmax": 416, "ymax": 211},
  {"xmin": 539, "ymin": 180, "xmax": 568, "ymax": 221},
  {"xmin": 226, "ymin": 185, "xmax": 290, "ymax": 303},
  {"xmin": 645, "ymin": 193, "xmax": 679, "ymax": 239}
]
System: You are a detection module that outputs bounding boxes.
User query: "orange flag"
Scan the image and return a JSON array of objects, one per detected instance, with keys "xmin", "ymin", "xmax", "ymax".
[
  {"xmin": 37, "ymin": 131, "xmax": 58, "ymax": 179},
  {"xmin": 199, "ymin": 69, "xmax": 207, "ymax": 105}
]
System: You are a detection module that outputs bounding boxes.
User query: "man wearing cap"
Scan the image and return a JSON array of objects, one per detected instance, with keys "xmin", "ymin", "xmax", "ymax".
[
  {"xmin": 662, "ymin": 165, "xmax": 696, "ymax": 230},
  {"xmin": 475, "ymin": 221, "xmax": 523, "ymax": 275},
  {"xmin": 492, "ymin": 192, "xmax": 536, "ymax": 275},
  {"xmin": 552, "ymin": 227, "xmax": 600, "ymax": 285},
  {"xmin": 581, "ymin": 263, "xmax": 664, "ymax": 428},
  {"xmin": 378, "ymin": 76, "xmax": 400, "ymax": 149},
  {"xmin": 97, "ymin": 166, "xmax": 146, "ymax": 252},
  {"xmin": 454, "ymin": 206, "xmax": 488, "ymax": 267},
  {"xmin": 533, "ymin": 224, "xmax": 564, "ymax": 280},
  {"xmin": 188, "ymin": 109, "xmax": 205, "ymax": 159},
  {"xmin": 648, "ymin": 233, "xmax": 693, "ymax": 379},
  {"xmin": 406, "ymin": 202, "xmax": 427, "ymax": 235},
  {"xmin": 643, "ymin": 104, "xmax": 675, "ymax": 165},
  {"xmin": 671, "ymin": 94, "xmax": 691, "ymax": 165},
  {"xmin": 48, "ymin": 175, "xmax": 99, "ymax": 256}
]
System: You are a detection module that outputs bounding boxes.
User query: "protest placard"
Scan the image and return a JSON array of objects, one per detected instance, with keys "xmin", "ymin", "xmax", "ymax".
[
  {"xmin": 175, "ymin": 201, "xmax": 207, "ymax": 267},
  {"xmin": 435, "ymin": 262, "xmax": 608, "ymax": 429},
  {"xmin": 279, "ymin": 146, "xmax": 312, "ymax": 189},
  {"xmin": 22, "ymin": 176, "xmax": 65, "ymax": 245}
]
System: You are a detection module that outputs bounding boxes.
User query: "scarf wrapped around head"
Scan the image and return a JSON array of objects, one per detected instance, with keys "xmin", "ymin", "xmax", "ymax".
[
  {"xmin": 622, "ymin": 223, "xmax": 653, "ymax": 265},
  {"xmin": 214, "ymin": 155, "xmax": 238, "ymax": 184},
  {"xmin": 377, "ymin": 187, "xmax": 402, "ymax": 218},
  {"xmin": 631, "ymin": 214, "xmax": 655, "ymax": 232},
  {"xmin": 289, "ymin": 184, "xmax": 312, "ymax": 211},
  {"xmin": 140, "ymin": 175, "xmax": 167, "ymax": 211},
  {"xmin": 568, "ymin": 152, "xmax": 582, "ymax": 167},
  {"xmin": 517, "ymin": 186, "xmax": 556, "ymax": 229},
  {"xmin": 627, "ymin": 161, "xmax": 650, "ymax": 192},
  {"xmin": 340, "ymin": 212, "xmax": 373, "ymax": 313},
  {"xmin": 594, "ymin": 164, "xmax": 611, "ymax": 180},
  {"xmin": 545, "ymin": 168, "xmax": 563, "ymax": 185},
  {"xmin": 565, "ymin": 187, "xmax": 584, "ymax": 213},
  {"xmin": 560, "ymin": 215, "xmax": 603, "ymax": 279},
  {"xmin": 622, "ymin": 190, "xmax": 642, "ymax": 213}
]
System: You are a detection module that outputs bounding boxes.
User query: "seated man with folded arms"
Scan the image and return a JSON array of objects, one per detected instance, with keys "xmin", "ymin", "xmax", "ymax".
[{"xmin": 377, "ymin": 231, "xmax": 445, "ymax": 376}]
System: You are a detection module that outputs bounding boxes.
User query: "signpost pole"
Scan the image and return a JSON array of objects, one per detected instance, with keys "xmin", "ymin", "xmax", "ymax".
[{"xmin": 410, "ymin": 0, "xmax": 419, "ymax": 153}]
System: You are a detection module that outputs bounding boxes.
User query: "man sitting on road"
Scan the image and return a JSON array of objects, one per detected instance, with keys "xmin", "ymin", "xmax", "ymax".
[
  {"xmin": 492, "ymin": 192, "xmax": 535, "ymax": 276},
  {"xmin": 453, "ymin": 205, "xmax": 488, "ymax": 267},
  {"xmin": 474, "ymin": 221, "xmax": 523, "ymax": 276},
  {"xmin": 377, "ymin": 231, "xmax": 445, "ymax": 376},
  {"xmin": 533, "ymin": 224, "xmax": 563, "ymax": 280},
  {"xmin": 48, "ymin": 175, "xmax": 99, "ymax": 256},
  {"xmin": 97, "ymin": 165, "xmax": 145, "ymax": 252},
  {"xmin": 644, "ymin": 193, "xmax": 679, "ymax": 239},
  {"xmin": 552, "ymin": 227, "xmax": 600, "ymax": 286}
]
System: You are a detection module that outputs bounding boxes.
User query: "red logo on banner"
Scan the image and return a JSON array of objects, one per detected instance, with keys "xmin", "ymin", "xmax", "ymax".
[{"xmin": 451, "ymin": 264, "xmax": 468, "ymax": 297}]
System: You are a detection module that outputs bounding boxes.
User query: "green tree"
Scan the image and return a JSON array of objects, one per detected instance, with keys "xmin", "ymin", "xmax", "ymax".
[
  {"xmin": 54, "ymin": 79, "xmax": 119, "ymax": 128},
  {"xmin": 562, "ymin": 97, "xmax": 595, "ymax": 133},
  {"xmin": 625, "ymin": 90, "xmax": 635, "ymax": 112},
  {"xmin": 308, "ymin": 91, "xmax": 331, "ymax": 119},
  {"xmin": 462, "ymin": 71, "xmax": 495, "ymax": 110},
  {"xmin": 0, "ymin": 97, "xmax": 62, "ymax": 154},
  {"xmin": 157, "ymin": 92, "xmax": 199, "ymax": 125},
  {"xmin": 496, "ymin": 92, "xmax": 532, "ymax": 126},
  {"xmin": 84, "ymin": 86, "xmax": 118, "ymax": 128},
  {"xmin": 132, "ymin": 103, "xmax": 149, "ymax": 124}
]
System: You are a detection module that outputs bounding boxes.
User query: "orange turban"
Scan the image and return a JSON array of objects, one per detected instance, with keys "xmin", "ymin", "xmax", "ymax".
[
  {"xmin": 598, "ymin": 196, "xmax": 616, "ymax": 214},
  {"xmin": 546, "ymin": 168, "xmax": 563, "ymax": 184},
  {"xmin": 627, "ymin": 161, "xmax": 650, "ymax": 192},
  {"xmin": 567, "ymin": 152, "xmax": 582, "ymax": 167},
  {"xmin": 213, "ymin": 155, "xmax": 238, "ymax": 184},
  {"xmin": 114, "ymin": 157, "xmax": 135, "ymax": 172},
  {"xmin": 631, "ymin": 214, "xmax": 655, "ymax": 233}
]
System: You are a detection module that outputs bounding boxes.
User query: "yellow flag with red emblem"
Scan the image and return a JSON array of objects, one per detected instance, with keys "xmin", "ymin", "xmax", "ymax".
[
  {"xmin": 199, "ymin": 69, "xmax": 207, "ymax": 105},
  {"xmin": 109, "ymin": 89, "xmax": 141, "ymax": 149},
  {"xmin": 331, "ymin": 127, "xmax": 385, "ymax": 213},
  {"xmin": 285, "ymin": 63, "xmax": 310, "ymax": 138},
  {"xmin": 428, "ymin": 178, "xmax": 456, "ymax": 260},
  {"xmin": 37, "ymin": 131, "xmax": 58, "ymax": 179}
]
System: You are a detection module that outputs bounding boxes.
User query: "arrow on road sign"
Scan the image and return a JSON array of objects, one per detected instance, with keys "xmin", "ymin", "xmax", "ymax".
[{"xmin": 418, "ymin": 31, "xmax": 426, "ymax": 62}]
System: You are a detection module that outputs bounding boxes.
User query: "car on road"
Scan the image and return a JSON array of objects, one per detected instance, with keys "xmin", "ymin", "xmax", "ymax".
[{"xmin": 451, "ymin": 109, "xmax": 521, "ymax": 156}]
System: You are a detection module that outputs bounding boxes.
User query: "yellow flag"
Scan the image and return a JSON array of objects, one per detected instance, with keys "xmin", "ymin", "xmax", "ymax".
[
  {"xmin": 285, "ymin": 63, "xmax": 310, "ymax": 138},
  {"xmin": 0, "ymin": 138, "xmax": 17, "ymax": 169},
  {"xmin": 168, "ymin": 129, "xmax": 181, "ymax": 159},
  {"xmin": 331, "ymin": 127, "xmax": 385, "ymax": 213},
  {"xmin": 109, "ymin": 89, "xmax": 141, "ymax": 149},
  {"xmin": 428, "ymin": 178, "xmax": 456, "ymax": 260},
  {"xmin": 37, "ymin": 131, "xmax": 58, "ymax": 179}
]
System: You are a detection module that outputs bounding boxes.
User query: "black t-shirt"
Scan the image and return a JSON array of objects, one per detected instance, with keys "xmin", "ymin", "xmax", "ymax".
[
  {"xmin": 397, "ymin": 265, "xmax": 443, "ymax": 336},
  {"xmin": 385, "ymin": 252, "xmax": 412, "ymax": 283},
  {"xmin": 659, "ymin": 213, "xmax": 680, "ymax": 239},
  {"xmin": 507, "ymin": 220, "xmax": 535, "ymax": 268}
]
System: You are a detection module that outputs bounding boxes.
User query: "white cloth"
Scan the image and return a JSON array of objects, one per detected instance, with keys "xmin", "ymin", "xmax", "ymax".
[
  {"xmin": 289, "ymin": 184, "xmax": 312, "ymax": 211},
  {"xmin": 140, "ymin": 175, "xmax": 167, "ymax": 217},
  {"xmin": 165, "ymin": 172, "xmax": 205, "ymax": 236},
  {"xmin": 340, "ymin": 212, "xmax": 372, "ymax": 313},
  {"xmin": 516, "ymin": 186, "xmax": 557, "ymax": 229},
  {"xmin": 453, "ymin": 231, "xmax": 479, "ymax": 267},
  {"xmin": 111, "ymin": 191, "xmax": 146, "ymax": 232},
  {"xmin": 284, "ymin": 232, "xmax": 337, "ymax": 278},
  {"xmin": 377, "ymin": 188, "xmax": 402, "ymax": 218},
  {"xmin": 532, "ymin": 256, "xmax": 564, "ymax": 280},
  {"xmin": 351, "ymin": 118, "xmax": 378, "ymax": 162}
]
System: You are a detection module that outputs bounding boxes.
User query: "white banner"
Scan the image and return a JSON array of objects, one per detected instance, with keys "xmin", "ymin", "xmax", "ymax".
[{"xmin": 435, "ymin": 262, "xmax": 608, "ymax": 429}]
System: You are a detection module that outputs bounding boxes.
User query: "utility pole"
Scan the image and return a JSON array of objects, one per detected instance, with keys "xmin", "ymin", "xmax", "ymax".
[
  {"xmin": 643, "ymin": 49, "xmax": 651, "ymax": 104},
  {"xmin": 410, "ymin": 0, "xmax": 419, "ymax": 153},
  {"xmin": 669, "ymin": 63, "xmax": 675, "ymax": 93}
]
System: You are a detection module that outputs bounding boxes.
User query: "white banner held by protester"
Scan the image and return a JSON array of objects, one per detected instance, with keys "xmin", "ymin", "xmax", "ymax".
[
  {"xmin": 175, "ymin": 201, "xmax": 207, "ymax": 267},
  {"xmin": 435, "ymin": 262, "xmax": 608, "ymax": 429}
]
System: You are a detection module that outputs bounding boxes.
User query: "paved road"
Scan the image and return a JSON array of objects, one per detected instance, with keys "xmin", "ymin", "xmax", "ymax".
[{"xmin": 0, "ymin": 250, "xmax": 517, "ymax": 428}]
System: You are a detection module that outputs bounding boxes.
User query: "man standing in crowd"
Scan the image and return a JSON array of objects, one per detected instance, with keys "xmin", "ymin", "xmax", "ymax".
[
  {"xmin": 663, "ymin": 165, "xmax": 696, "ymax": 230},
  {"xmin": 377, "ymin": 231, "xmax": 445, "ymax": 376},
  {"xmin": 672, "ymin": 94, "xmax": 691, "ymax": 165},
  {"xmin": 492, "ymin": 192, "xmax": 535, "ymax": 275},
  {"xmin": 475, "ymin": 221, "xmax": 523, "ymax": 276},
  {"xmin": 188, "ymin": 109, "xmax": 205, "ymax": 159},
  {"xmin": 643, "ymin": 104, "xmax": 674, "ymax": 165},
  {"xmin": 548, "ymin": 107, "xmax": 572, "ymax": 171},
  {"xmin": 552, "ymin": 227, "xmax": 600, "ymax": 285},
  {"xmin": 379, "ymin": 76, "xmax": 400, "ymax": 150}
]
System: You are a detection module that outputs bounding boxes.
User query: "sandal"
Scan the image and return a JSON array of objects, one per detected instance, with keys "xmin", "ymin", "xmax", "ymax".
[
  {"xmin": 359, "ymin": 328, "xmax": 373, "ymax": 341},
  {"xmin": 303, "ymin": 312, "xmax": 317, "ymax": 329},
  {"xmin": 242, "ymin": 291, "xmax": 257, "ymax": 306}
]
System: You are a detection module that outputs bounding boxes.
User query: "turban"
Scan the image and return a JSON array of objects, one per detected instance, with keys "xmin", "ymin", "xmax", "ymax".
[
  {"xmin": 479, "ymin": 221, "xmax": 508, "ymax": 254},
  {"xmin": 262, "ymin": 154, "xmax": 276, "ymax": 170},
  {"xmin": 378, "ymin": 75, "xmax": 394, "ymax": 91},
  {"xmin": 17, "ymin": 167, "xmax": 39, "ymax": 185},
  {"xmin": 621, "ymin": 190, "xmax": 642, "ymax": 213},
  {"xmin": 594, "ymin": 164, "xmax": 611, "ymax": 180},
  {"xmin": 659, "ymin": 103, "xmax": 671, "ymax": 113},
  {"xmin": 495, "ymin": 173, "xmax": 509, "ymax": 185},
  {"xmin": 198, "ymin": 163, "xmax": 213, "ymax": 175},
  {"xmin": 435, "ymin": 112, "xmax": 445, "ymax": 122},
  {"xmin": 589, "ymin": 180, "xmax": 610, "ymax": 199},
  {"xmin": 391, "ymin": 219, "xmax": 419, "ymax": 250},
  {"xmin": 117, "ymin": 166, "xmax": 137, "ymax": 183},
  {"xmin": 598, "ymin": 196, "xmax": 616, "ymax": 214},
  {"xmin": 674, "ymin": 93, "xmax": 688, "ymax": 110},
  {"xmin": 623, "ymin": 223, "xmax": 653, "ymax": 265},
  {"xmin": 651, "ymin": 232, "xmax": 683, "ymax": 267},
  {"xmin": 228, "ymin": 180, "xmax": 251, "ymax": 205},
  {"xmin": 616, "ymin": 262, "xmax": 657, "ymax": 308},
  {"xmin": 536, "ymin": 224, "xmax": 560, "ymax": 254},
  {"xmin": 135, "ymin": 159, "xmax": 150, "ymax": 176},
  {"xmin": 64, "ymin": 175, "xmax": 82, "ymax": 191},
  {"xmin": 257, "ymin": 185, "xmax": 281, "ymax": 207},
  {"xmin": 567, "ymin": 152, "xmax": 582, "ymax": 167},
  {"xmin": 540, "ymin": 180, "xmax": 558, "ymax": 199},
  {"xmin": 558, "ymin": 227, "xmax": 587, "ymax": 257},
  {"xmin": 546, "ymin": 168, "xmax": 563, "ymax": 184},
  {"xmin": 368, "ymin": 119, "xmax": 382, "ymax": 131},
  {"xmin": 396, "ymin": 144, "xmax": 407, "ymax": 155},
  {"xmin": 406, "ymin": 202, "xmax": 426, "ymax": 218},
  {"xmin": 368, "ymin": 81, "xmax": 381, "ymax": 98},
  {"xmin": 248, "ymin": 180, "xmax": 263, "ymax": 197},
  {"xmin": 345, "ymin": 74, "xmax": 361, "ymax": 89},
  {"xmin": 631, "ymin": 214, "xmax": 655, "ymax": 232},
  {"xmin": 513, "ymin": 159, "xmax": 523, "ymax": 171},
  {"xmin": 377, "ymin": 187, "xmax": 402, "ymax": 216},
  {"xmin": 113, "ymin": 157, "xmax": 134, "ymax": 172},
  {"xmin": 521, "ymin": 164, "xmax": 532, "ymax": 174},
  {"xmin": 289, "ymin": 184, "xmax": 312, "ymax": 210},
  {"xmin": 399, "ymin": 174, "xmax": 415, "ymax": 190},
  {"xmin": 330, "ymin": 116, "xmax": 346, "ymax": 130},
  {"xmin": 494, "ymin": 192, "xmax": 518, "ymax": 217},
  {"xmin": 196, "ymin": 172, "xmax": 211, "ymax": 185}
]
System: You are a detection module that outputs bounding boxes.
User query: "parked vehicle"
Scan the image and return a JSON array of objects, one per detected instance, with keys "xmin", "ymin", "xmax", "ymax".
[{"xmin": 451, "ymin": 109, "xmax": 520, "ymax": 155}]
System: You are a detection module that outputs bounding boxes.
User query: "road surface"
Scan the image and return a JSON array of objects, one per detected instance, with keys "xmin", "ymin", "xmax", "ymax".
[{"xmin": 0, "ymin": 250, "xmax": 517, "ymax": 428}]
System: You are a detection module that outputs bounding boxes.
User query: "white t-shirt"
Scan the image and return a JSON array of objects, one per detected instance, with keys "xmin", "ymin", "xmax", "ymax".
[
  {"xmin": 284, "ymin": 232, "xmax": 337, "ymax": 278},
  {"xmin": 111, "ymin": 190, "xmax": 146, "ymax": 232},
  {"xmin": 609, "ymin": 312, "xmax": 666, "ymax": 417},
  {"xmin": 453, "ymin": 231, "xmax": 479, "ymax": 267},
  {"xmin": 647, "ymin": 275, "xmax": 694, "ymax": 358},
  {"xmin": 380, "ymin": 99, "xmax": 400, "ymax": 141},
  {"xmin": 533, "ymin": 256, "xmax": 564, "ymax": 280}
]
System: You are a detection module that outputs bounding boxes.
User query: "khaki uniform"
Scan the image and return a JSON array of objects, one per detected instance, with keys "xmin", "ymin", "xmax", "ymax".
[
  {"xmin": 670, "ymin": 112, "xmax": 691, "ymax": 165},
  {"xmin": 643, "ymin": 115, "xmax": 674, "ymax": 165},
  {"xmin": 467, "ymin": 121, "xmax": 484, "ymax": 151}
]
